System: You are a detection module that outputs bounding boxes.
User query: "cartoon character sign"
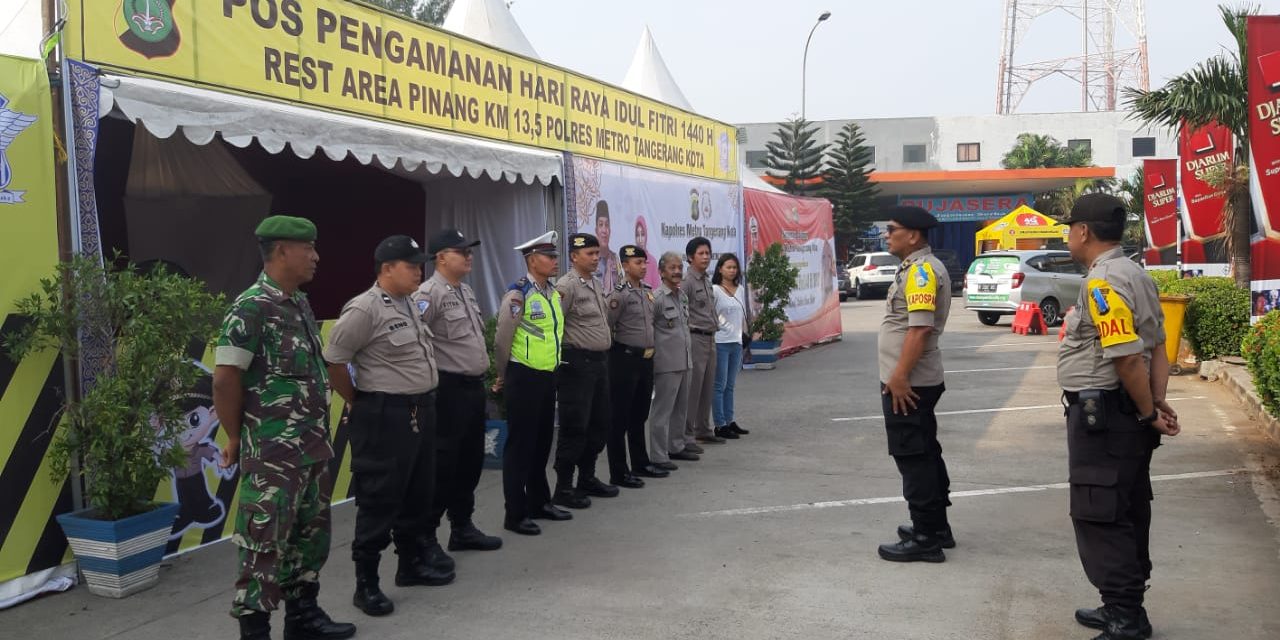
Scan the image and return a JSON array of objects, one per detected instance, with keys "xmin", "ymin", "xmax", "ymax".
[{"xmin": 165, "ymin": 363, "xmax": 235, "ymax": 539}]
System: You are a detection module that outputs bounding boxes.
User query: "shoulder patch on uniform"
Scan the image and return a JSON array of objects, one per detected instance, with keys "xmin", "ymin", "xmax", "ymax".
[
  {"xmin": 509, "ymin": 277, "xmax": 529, "ymax": 292},
  {"xmin": 609, "ymin": 299, "xmax": 619, "ymax": 309},
  {"xmin": 1086, "ymin": 278, "xmax": 1138, "ymax": 348},
  {"xmin": 509, "ymin": 300, "xmax": 523, "ymax": 318},
  {"xmin": 904, "ymin": 262, "xmax": 937, "ymax": 312},
  {"xmin": 380, "ymin": 293, "xmax": 393, "ymax": 305},
  {"xmin": 417, "ymin": 299, "xmax": 429, "ymax": 314}
]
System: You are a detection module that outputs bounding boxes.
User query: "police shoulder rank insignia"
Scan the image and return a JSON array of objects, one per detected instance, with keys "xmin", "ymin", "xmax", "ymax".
[
  {"xmin": 615, "ymin": 283, "xmax": 625, "ymax": 291},
  {"xmin": 380, "ymin": 293, "xmax": 393, "ymax": 305},
  {"xmin": 904, "ymin": 263, "xmax": 937, "ymax": 313},
  {"xmin": 1086, "ymin": 278, "xmax": 1138, "ymax": 348}
]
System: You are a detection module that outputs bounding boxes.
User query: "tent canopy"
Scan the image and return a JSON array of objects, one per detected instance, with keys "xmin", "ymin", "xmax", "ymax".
[
  {"xmin": 101, "ymin": 75, "xmax": 562, "ymax": 186},
  {"xmin": 442, "ymin": 0, "xmax": 540, "ymax": 59},
  {"xmin": 621, "ymin": 26, "xmax": 692, "ymax": 111},
  {"xmin": 974, "ymin": 205, "xmax": 1069, "ymax": 254}
]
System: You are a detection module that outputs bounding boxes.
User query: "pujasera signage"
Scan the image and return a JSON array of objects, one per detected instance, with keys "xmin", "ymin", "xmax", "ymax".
[
  {"xmin": 64, "ymin": 0, "xmax": 738, "ymax": 182},
  {"xmin": 896, "ymin": 193, "xmax": 1033, "ymax": 222}
]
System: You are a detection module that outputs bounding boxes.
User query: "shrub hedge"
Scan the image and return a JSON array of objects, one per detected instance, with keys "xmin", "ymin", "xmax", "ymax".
[
  {"xmin": 1242, "ymin": 310, "xmax": 1280, "ymax": 418},
  {"xmin": 1150, "ymin": 272, "xmax": 1249, "ymax": 360}
]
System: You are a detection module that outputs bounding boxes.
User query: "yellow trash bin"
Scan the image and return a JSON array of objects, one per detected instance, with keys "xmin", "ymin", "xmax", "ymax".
[{"xmin": 1159, "ymin": 294, "xmax": 1192, "ymax": 375}]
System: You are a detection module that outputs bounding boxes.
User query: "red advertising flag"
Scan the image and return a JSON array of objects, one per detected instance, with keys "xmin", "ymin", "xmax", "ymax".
[
  {"xmin": 1249, "ymin": 16, "xmax": 1280, "ymax": 293},
  {"xmin": 1178, "ymin": 120, "xmax": 1232, "ymax": 239},
  {"xmin": 1143, "ymin": 158, "xmax": 1179, "ymax": 250}
]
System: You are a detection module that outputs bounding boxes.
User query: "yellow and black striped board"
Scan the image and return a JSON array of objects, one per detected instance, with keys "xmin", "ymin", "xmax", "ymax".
[{"xmin": 0, "ymin": 55, "xmax": 69, "ymax": 592}]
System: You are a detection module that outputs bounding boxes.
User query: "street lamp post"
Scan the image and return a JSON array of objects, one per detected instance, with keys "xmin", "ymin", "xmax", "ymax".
[{"xmin": 802, "ymin": 10, "xmax": 831, "ymax": 121}]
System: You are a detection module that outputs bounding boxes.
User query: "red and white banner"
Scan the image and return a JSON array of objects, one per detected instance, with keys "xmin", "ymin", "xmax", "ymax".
[
  {"xmin": 1248, "ymin": 15, "xmax": 1280, "ymax": 319},
  {"xmin": 1179, "ymin": 120, "xmax": 1232, "ymax": 263},
  {"xmin": 743, "ymin": 188, "xmax": 841, "ymax": 353},
  {"xmin": 1143, "ymin": 159, "xmax": 1179, "ymax": 255}
]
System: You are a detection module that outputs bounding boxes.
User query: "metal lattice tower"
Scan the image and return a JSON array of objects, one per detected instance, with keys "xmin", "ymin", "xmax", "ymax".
[{"xmin": 996, "ymin": 0, "xmax": 1148, "ymax": 114}]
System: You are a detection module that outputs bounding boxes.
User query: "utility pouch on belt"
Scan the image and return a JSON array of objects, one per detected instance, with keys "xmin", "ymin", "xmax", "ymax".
[{"xmin": 1077, "ymin": 389, "xmax": 1108, "ymax": 433}]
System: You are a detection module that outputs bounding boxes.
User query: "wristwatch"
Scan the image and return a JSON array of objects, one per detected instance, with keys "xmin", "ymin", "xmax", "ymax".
[{"xmin": 1136, "ymin": 411, "xmax": 1159, "ymax": 427}]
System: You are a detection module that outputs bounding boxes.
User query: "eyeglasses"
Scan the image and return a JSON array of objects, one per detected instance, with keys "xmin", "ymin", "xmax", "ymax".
[{"xmin": 884, "ymin": 224, "xmax": 903, "ymax": 235}]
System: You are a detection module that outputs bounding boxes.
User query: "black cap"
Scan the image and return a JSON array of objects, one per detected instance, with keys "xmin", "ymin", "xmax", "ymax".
[
  {"xmin": 619, "ymin": 245, "xmax": 647, "ymax": 260},
  {"xmin": 374, "ymin": 235, "xmax": 428, "ymax": 264},
  {"xmin": 1060, "ymin": 193, "xmax": 1127, "ymax": 225},
  {"xmin": 887, "ymin": 205, "xmax": 939, "ymax": 231},
  {"xmin": 428, "ymin": 228, "xmax": 480, "ymax": 257},
  {"xmin": 569, "ymin": 233, "xmax": 599, "ymax": 250}
]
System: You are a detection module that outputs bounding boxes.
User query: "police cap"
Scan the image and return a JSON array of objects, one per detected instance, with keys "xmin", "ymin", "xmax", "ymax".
[
  {"xmin": 886, "ymin": 206, "xmax": 939, "ymax": 231},
  {"xmin": 1060, "ymin": 193, "xmax": 1128, "ymax": 225},
  {"xmin": 374, "ymin": 235, "xmax": 429, "ymax": 264},
  {"xmin": 619, "ymin": 244, "xmax": 646, "ymax": 260},
  {"xmin": 569, "ymin": 233, "xmax": 600, "ymax": 250}
]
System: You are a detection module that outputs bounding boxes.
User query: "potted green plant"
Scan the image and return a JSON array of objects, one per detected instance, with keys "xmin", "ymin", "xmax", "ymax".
[
  {"xmin": 481, "ymin": 315, "xmax": 508, "ymax": 468},
  {"xmin": 746, "ymin": 242, "xmax": 800, "ymax": 370},
  {"xmin": 3, "ymin": 255, "xmax": 224, "ymax": 598}
]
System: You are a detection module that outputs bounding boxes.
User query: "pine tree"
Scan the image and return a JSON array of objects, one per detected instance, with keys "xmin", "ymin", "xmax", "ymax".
[
  {"xmin": 762, "ymin": 117, "xmax": 827, "ymax": 196},
  {"xmin": 821, "ymin": 122, "xmax": 881, "ymax": 239},
  {"xmin": 361, "ymin": 0, "xmax": 454, "ymax": 25}
]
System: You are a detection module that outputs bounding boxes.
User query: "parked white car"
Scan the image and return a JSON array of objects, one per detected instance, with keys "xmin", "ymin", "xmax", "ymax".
[
  {"xmin": 846, "ymin": 252, "xmax": 900, "ymax": 299},
  {"xmin": 964, "ymin": 250, "xmax": 1084, "ymax": 326}
]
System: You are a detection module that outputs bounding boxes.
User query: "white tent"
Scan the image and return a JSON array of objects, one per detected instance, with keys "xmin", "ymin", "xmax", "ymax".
[
  {"xmin": 621, "ymin": 26, "xmax": 692, "ymax": 111},
  {"xmin": 442, "ymin": 0, "xmax": 540, "ymax": 59},
  {"xmin": 741, "ymin": 161, "xmax": 786, "ymax": 194}
]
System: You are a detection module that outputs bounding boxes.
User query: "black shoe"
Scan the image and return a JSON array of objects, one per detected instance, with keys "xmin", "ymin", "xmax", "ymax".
[
  {"xmin": 696, "ymin": 434, "xmax": 727, "ymax": 444},
  {"xmin": 897, "ymin": 524, "xmax": 956, "ymax": 549},
  {"xmin": 714, "ymin": 427, "xmax": 741, "ymax": 440},
  {"xmin": 448, "ymin": 522, "xmax": 503, "ymax": 551},
  {"xmin": 684, "ymin": 443, "xmax": 705, "ymax": 454},
  {"xmin": 729, "ymin": 421, "xmax": 750, "ymax": 435},
  {"xmin": 553, "ymin": 488, "xmax": 592, "ymax": 509},
  {"xmin": 578, "ymin": 477, "xmax": 621, "ymax": 497},
  {"xmin": 670, "ymin": 450, "xmax": 700, "ymax": 461},
  {"xmin": 877, "ymin": 536, "xmax": 946, "ymax": 563},
  {"xmin": 1076, "ymin": 606, "xmax": 1153, "ymax": 639},
  {"xmin": 654, "ymin": 461, "xmax": 679, "ymax": 471},
  {"xmin": 610, "ymin": 474, "xmax": 645, "ymax": 488},
  {"xmin": 352, "ymin": 558, "xmax": 394, "ymax": 617},
  {"xmin": 528, "ymin": 503, "xmax": 573, "ymax": 521},
  {"xmin": 418, "ymin": 537, "xmax": 456, "ymax": 573},
  {"xmin": 394, "ymin": 551, "xmax": 455, "ymax": 587},
  {"xmin": 284, "ymin": 584, "xmax": 356, "ymax": 640},
  {"xmin": 635, "ymin": 464, "xmax": 670, "ymax": 478},
  {"xmin": 503, "ymin": 516, "xmax": 541, "ymax": 535},
  {"xmin": 239, "ymin": 611, "xmax": 272, "ymax": 640}
]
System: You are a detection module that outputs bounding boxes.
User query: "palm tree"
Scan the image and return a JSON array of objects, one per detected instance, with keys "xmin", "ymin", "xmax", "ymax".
[
  {"xmin": 1118, "ymin": 167, "xmax": 1148, "ymax": 247},
  {"xmin": 1123, "ymin": 3, "xmax": 1257, "ymax": 285},
  {"xmin": 1001, "ymin": 133, "xmax": 1092, "ymax": 169}
]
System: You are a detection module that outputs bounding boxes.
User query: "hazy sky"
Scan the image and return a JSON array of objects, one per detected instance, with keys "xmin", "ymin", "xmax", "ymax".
[{"xmin": 4, "ymin": 0, "xmax": 1278, "ymax": 124}]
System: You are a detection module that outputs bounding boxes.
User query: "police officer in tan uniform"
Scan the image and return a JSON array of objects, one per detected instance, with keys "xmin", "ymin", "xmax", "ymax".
[
  {"xmin": 554, "ymin": 233, "xmax": 620, "ymax": 507},
  {"xmin": 413, "ymin": 229, "xmax": 503, "ymax": 579},
  {"xmin": 875, "ymin": 206, "xmax": 955, "ymax": 564},
  {"xmin": 1058, "ymin": 193, "xmax": 1180, "ymax": 640},
  {"xmin": 681, "ymin": 236, "xmax": 722, "ymax": 450},
  {"xmin": 324, "ymin": 235, "xmax": 452, "ymax": 618},
  {"xmin": 606, "ymin": 245, "xmax": 669, "ymax": 487},
  {"xmin": 649, "ymin": 251, "xmax": 697, "ymax": 468}
]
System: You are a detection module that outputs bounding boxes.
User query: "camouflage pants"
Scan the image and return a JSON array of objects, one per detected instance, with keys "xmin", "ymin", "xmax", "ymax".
[{"xmin": 230, "ymin": 461, "xmax": 332, "ymax": 617}]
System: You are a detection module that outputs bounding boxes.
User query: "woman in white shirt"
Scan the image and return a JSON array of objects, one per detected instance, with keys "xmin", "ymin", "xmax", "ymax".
[{"xmin": 712, "ymin": 253, "xmax": 750, "ymax": 439}]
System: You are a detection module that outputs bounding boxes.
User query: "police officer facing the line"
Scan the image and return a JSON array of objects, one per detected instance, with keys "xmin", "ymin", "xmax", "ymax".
[
  {"xmin": 553, "ymin": 233, "xmax": 621, "ymax": 507},
  {"xmin": 606, "ymin": 245, "xmax": 670, "ymax": 487},
  {"xmin": 682, "ymin": 236, "xmax": 722, "ymax": 450},
  {"xmin": 1058, "ymin": 193, "xmax": 1180, "ymax": 640},
  {"xmin": 413, "ymin": 229, "xmax": 503, "ymax": 579},
  {"xmin": 215, "ymin": 215, "xmax": 355, "ymax": 640},
  {"xmin": 649, "ymin": 251, "xmax": 698, "ymax": 468},
  {"xmin": 875, "ymin": 206, "xmax": 955, "ymax": 564},
  {"xmin": 324, "ymin": 235, "xmax": 452, "ymax": 618},
  {"xmin": 493, "ymin": 231, "xmax": 572, "ymax": 536}
]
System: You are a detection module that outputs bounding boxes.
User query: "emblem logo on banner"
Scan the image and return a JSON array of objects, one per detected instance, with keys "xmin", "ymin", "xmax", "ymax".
[
  {"xmin": 0, "ymin": 91, "xmax": 38, "ymax": 205},
  {"xmin": 119, "ymin": 0, "xmax": 182, "ymax": 59}
]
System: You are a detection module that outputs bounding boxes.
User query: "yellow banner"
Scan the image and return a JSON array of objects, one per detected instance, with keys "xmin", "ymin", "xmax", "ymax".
[
  {"xmin": 0, "ymin": 54, "xmax": 67, "ymax": 584},
  {"xmin": 65, "ymin": 0, "xmax": 738, "ymax": 181}
]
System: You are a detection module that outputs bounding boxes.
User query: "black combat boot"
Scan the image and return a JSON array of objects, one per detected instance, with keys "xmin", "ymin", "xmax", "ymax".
[
  {"xmin": 897, "ymin": 523, "xmax": 956, "ymax": 549},
  {"xmin": 877, "ymin": 533, "xmax": 946, "ymax": 563},
  {"xmin": 394, "ymin": 547, "xmax": 455, "ymax": 587},
  {"xmin": 352, "ymin": 556, "xmax": 394, "ymax": 617},
  {"xmin": 448, "ymin": 521, "xmax": 503, "ymax": 551},
  {"xmin": 238, "ymin": 610, "xmax": 271, "ymax": 640},
  {"xmin": 417, "ymin": 535, "xmax": 456, "ymax": 573},
  {"xmin": 1076, "ymin": 605, "xmax": 1152, "ymax": 639},
  {"xmin": 283, "ymin": 582, "xmax": 356, "ymax": 640}
]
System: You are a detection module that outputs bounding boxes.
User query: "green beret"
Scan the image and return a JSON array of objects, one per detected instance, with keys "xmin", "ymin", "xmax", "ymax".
[{"xmin": 255, "ymin": 215, "xmax": 317, "ymax": 241}]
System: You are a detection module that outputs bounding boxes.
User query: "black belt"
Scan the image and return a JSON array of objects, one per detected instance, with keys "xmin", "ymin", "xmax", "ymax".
[
  {"xmin": 611, "ymin": 343, "xmax": 654, "ymax": 359},
  {"xmin": 690, "ymin": 328, "xmax": 715, "ymax": 337},
  {"xmin": 1064, "ymin": 388, "xmax": 1136, "ymax": 415},
  {"xmin": 562, "ymin": 346, "xmax": 607, "ymax": 362},
  {"xmin": 439, "ymin": 371, "xmax": 485, "ymax": 384},
  {"xmin": 354, "ymin": 390, "xmax": 436, "ymax": 406}
]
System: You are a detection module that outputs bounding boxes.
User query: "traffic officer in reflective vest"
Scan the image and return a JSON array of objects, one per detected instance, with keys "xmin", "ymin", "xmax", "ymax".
[
  {"xmin": 875, "ymin": 206, "xmax": 955, "ymax": 564},
  {"xmin": 493, "ymin": 231, "xmax": 571, "ymax": 536},
  {"xmin": 606, "ymin": 245, "xmax": 669, "ymax": 487},
  {"xmin": 1058, "ymin": 193, "xmax": 1180, "ymax": 640},
  {"xmin": 553, "ymin": 233, "xmax": 620, "ymax": 507},
  {"xmin": 215, "ymin": 215, "xmax": 355, "ymax": 640},
  {"xmin": 413, "ymin": 228, "xmax": 503, "ymax": 579},
  {"xmin": 324, "ymin": 235, "xmax": 452, "ymax": 618}
]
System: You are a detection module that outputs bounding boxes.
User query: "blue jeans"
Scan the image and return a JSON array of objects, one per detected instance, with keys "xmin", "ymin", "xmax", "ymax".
[{"xmin": 713, "ymin": 342, "xmax": 742, "ymax": 427}]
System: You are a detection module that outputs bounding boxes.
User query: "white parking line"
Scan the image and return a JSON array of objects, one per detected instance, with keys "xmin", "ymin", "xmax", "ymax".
[
  {"xmin": 944, "ymin": 365, "xmax": 1056, "ymax": 374},
  {"xmin": 829, "ymin": 396, "xmax": 1207, "ymax": 422},
  {"xmin": 688, "ymin": 468, "xmax": 1243, "ymax": 517},
  {"xmin": 944, "ymin": 340, "xmax": 1059, "ymax": 350}
]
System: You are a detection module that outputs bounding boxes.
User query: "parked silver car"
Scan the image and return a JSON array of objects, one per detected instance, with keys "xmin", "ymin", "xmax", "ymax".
[{"xmin": 964, "ymin": 250, "xmax": 1084, "ymax": 326}]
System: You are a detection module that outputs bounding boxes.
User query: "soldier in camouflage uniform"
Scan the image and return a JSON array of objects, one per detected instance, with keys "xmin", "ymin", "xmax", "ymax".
[{"xmin": 214, "ymin": 216, "xmax": 356, "ymax": 640}]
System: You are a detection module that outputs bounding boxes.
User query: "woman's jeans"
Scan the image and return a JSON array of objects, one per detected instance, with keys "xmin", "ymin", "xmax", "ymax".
[{"xmin": 713, "ymin": 342, "xmax": 743, "ymax": 427}]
